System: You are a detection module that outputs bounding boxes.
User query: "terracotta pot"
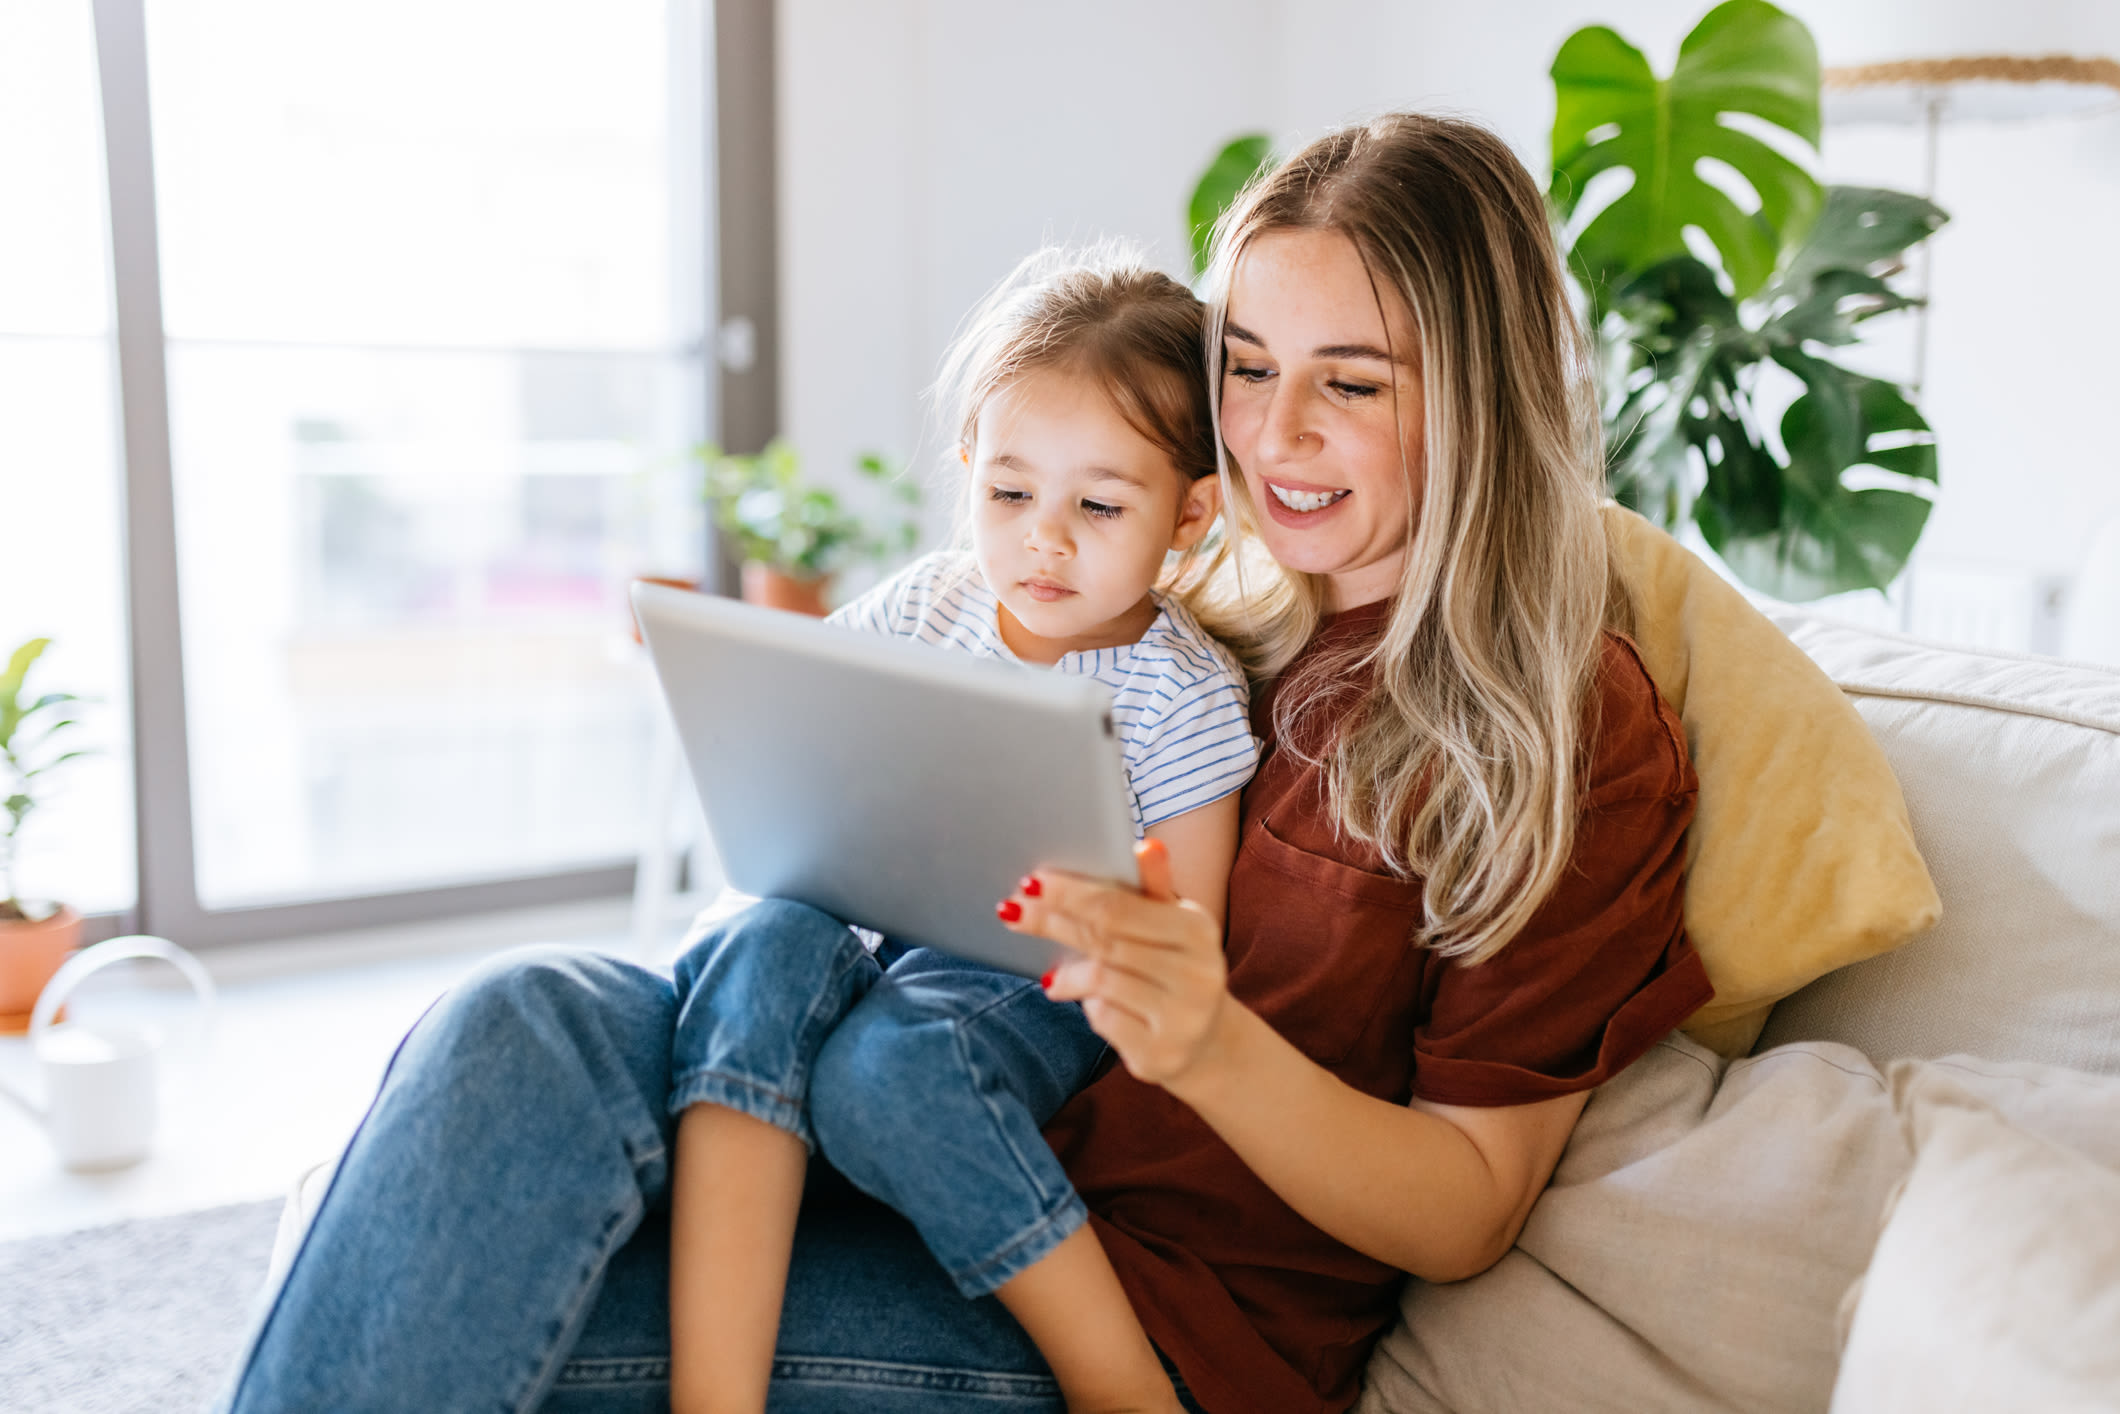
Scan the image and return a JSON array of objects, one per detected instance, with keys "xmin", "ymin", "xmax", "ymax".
[
  {"xmin": 0, "ymin": 904, "xmax": 81, "ymax": 1034},
  {"xmin": 741, "ymin": 563, "xmax": 833, "ymax": 617}
]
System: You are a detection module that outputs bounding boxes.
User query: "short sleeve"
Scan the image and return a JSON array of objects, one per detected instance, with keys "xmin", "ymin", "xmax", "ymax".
[
  {"xmin": 1409, "ymin": 635, "xmax": 1713, "ymax": 1107},
  {"xmin": 1128, "ymin": 657, "xmax": 1259, "ymax": 830},
  {"xmin": 825, "ymin": 554, "xmax": 938, "ymax": 636}
]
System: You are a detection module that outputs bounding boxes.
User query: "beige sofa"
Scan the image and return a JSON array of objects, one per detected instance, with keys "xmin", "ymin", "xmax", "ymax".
[
  {"xmin": 271, "ymin": 607, "xmax": 2120, "ymax": 1410},
  {"xmin": 1360, "ymin": 608, "xmax": 2120, "ymax": 1412}
]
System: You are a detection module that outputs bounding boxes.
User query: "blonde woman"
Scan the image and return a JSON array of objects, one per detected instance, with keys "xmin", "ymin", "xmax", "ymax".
[{"xmin": 215, "ymin": 113, "xmax": 1709, "ymax": 1414}]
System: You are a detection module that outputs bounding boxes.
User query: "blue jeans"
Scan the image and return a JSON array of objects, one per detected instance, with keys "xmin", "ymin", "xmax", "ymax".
[
  {"xmin": 217, "ymin": 907, "xmax": 1194, "ymax": 1412},
  {"xmin": 674, "ymin": 900, "xmax": 1108, "ymax": 1297}
]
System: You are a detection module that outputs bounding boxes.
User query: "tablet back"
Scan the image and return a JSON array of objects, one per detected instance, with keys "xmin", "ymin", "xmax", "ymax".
[{"xmin": 632, "ymin": 581, "xmax": 1139, "ymax": 976}]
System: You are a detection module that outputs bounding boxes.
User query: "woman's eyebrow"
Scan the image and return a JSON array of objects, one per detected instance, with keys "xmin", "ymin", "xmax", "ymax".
[{"xmin": 1223, "ymin": 322, "xmax": 1402, "ymax": 364}]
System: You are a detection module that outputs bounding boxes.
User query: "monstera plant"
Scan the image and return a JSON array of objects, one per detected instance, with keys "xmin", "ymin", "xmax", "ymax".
[
  {"xmin": 1186, "ymin": 0, "xmax": 1948, "ymax": 602},
  {"xmin": 1555, "ymin": 0, "xmax": 1946, "ymax": 600}
]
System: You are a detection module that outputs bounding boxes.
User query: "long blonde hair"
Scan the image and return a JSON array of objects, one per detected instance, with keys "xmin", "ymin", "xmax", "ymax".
[{"xmin": 1184, "ymin": 113, "xmax": 1611, "ymax": 965}]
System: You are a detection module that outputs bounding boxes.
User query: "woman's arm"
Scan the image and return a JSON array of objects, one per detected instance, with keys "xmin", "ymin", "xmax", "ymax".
[
  {"xmin": 1140, "ymin": 791, "xmax": 1240, "ymax": 929},
  {"xmin": 1007, "ymin": 843, "xmax": 1586, "ymax": 1283}
]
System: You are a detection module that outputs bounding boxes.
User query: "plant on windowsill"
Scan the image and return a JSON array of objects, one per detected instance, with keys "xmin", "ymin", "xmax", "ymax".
[
  {"xmin": 0, "ymin": 638, "xmax": 94, "ymax": 1032},
  {"xmin": 699, "ymin": 440, "xmax": 923, "ymax": 616},
  {"xmin": 1182, "ymin": 0, "xmax": 1949, "ymax": 603}
]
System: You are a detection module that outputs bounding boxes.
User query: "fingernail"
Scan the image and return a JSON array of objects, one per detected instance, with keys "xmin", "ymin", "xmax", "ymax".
[
  {"xmin": 996, "ymin": 899, "xmax": 1023, "ymax": 923},
  {"xmin": 1020, "ymin": 875, "xmax": 1042, "ymax": 897},
  {"xmin": 1040, "ymin": 968, "xmax": 1056, "ymax": 989}
]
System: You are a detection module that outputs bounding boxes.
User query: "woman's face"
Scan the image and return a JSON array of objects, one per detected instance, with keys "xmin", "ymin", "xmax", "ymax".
[{"xmin": 1219, "ymin": 228, "xmax": 1423, "ymax": 611}]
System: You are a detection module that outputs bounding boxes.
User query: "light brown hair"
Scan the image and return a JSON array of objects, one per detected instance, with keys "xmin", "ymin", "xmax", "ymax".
[{"xmin": 1187, "ymin": 113, "xmax": 1612, "ymax": 964}]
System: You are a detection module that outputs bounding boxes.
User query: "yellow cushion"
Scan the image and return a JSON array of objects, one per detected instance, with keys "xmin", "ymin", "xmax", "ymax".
[{"xmin": 1602, "ymin": 505, "xmax": 1941, "ymax": 1055}]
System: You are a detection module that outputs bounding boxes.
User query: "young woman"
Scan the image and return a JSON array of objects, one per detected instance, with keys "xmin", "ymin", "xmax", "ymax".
[{"xmin": 215, "ymin": 112, "xmax": 1710, "ymax": 1414}]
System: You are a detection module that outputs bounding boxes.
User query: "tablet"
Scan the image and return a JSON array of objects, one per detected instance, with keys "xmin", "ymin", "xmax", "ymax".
[{"xmin": 631, "ymin": 581, "xmax": 1140, "ymax": 976}]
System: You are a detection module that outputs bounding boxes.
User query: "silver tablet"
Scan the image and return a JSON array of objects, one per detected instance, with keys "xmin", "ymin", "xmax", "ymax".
[{"xmin": 631, "ymin": 581, "xmax": 1140, "ymax": 976}]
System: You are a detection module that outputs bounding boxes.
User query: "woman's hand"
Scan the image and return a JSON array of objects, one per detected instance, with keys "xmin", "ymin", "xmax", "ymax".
[{"xmin": 998, "ymin": 839, "xmax": 1231, "ymax": 1089}]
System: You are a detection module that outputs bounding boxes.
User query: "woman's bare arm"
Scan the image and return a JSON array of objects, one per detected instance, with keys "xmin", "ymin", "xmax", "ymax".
[{"xmin": 1007, "ymin": 842, "xmax": 1587, "ymax": 1283}]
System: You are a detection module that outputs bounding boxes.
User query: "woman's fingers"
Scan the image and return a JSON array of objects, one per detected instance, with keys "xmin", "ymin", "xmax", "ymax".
[{"xmin": 1001, "ymin": 870, "xmax": 1200, "ymax": 956}]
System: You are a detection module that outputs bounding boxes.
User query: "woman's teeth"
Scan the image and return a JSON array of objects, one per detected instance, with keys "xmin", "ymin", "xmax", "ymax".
[{"xmin": 1269, "ymin": 484, "xmax": 1349, "ymax": 513}]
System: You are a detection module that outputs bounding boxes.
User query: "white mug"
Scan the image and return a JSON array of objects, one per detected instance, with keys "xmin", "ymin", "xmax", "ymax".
[{"xmin": 0, "ymin": 936, "xmax": 215, "ymax": 1171}]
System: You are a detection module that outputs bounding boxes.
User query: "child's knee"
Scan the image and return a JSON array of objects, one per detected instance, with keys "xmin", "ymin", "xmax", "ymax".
[{"xmin": 671, "ymin": 899, "xmax": 865, "ymax": 998}]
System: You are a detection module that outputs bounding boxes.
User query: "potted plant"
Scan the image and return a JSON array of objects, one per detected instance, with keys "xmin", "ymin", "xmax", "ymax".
[
  {"xmin": 1182, "ymin": 0, "xmax": 1947, "ymax": 602},
  {"xmin": 700, "ymin": 440, "xmax": 922, "ymax": 615},
  {"xmin": 1, "ymin": 637, "xmax": 93, "ymax": 1032}
]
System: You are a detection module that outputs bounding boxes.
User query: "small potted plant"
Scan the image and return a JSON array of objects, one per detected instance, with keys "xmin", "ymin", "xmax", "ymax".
[
  {"xmin": 0, "ymin": 638, "xmax": 93, "ymax": 1032},
  {"xmin": 700, "ymin": 440, "xmax": 922, "ymax": 615}
]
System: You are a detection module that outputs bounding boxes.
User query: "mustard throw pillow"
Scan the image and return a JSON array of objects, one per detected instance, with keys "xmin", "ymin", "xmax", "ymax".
[{"xmin": 1602, "ymin": 505, "xmax": 1941, "ymax": 1055}]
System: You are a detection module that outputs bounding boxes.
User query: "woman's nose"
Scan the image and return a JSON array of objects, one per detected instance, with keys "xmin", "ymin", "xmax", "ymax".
[{"xmin": 1259, "ymin": 387, "xmax": 1318, "ymax": 461}]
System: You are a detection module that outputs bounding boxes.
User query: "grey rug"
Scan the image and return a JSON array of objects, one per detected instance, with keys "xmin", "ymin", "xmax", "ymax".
[{"xmin": 0, "ymin": 1200, "xmax": 281, "ymax": 1414}]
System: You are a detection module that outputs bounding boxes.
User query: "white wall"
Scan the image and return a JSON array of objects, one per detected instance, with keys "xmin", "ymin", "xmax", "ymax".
[{"xmin": 778, "ymin": 0, "xmax": 2120, "ymax": 614}]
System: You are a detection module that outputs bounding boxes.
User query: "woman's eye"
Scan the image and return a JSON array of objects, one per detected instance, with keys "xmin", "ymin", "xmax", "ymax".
[
  {"xmin": 1081, "ymin": 500, "xmax": 1123, "ymax": 520},
  {"xmin": 1328, "ymin": 379, "xmax": 1381, "ymax": 400},
  {"xmin": 988, "ymin": 487, "xmax": 1029, "ymax": 505},
  {"xmin": 1225, "ymin": 362, "xmax": 1272, "ymax": 384}
]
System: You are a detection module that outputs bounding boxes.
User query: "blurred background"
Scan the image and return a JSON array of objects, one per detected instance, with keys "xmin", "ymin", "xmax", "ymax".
[{"xmin": 3, "ymin": 0, "xmax": 2117, "ymax": 953}]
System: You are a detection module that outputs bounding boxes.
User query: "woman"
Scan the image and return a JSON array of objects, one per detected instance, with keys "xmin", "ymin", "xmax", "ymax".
[{"xmin": 217, "ymin": 113, "xmax": 1710, "ymax": 1414}]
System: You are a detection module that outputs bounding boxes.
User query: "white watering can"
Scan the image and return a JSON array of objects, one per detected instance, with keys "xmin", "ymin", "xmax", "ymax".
[{"xmin": 0, "ymin": 935, "xmax": 215, "ymax": 1171}]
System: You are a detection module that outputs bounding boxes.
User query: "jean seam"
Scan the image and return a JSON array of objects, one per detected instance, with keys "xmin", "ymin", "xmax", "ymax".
[
  {"xmin": 671, "ymin": 1066, "xmax": 814, "ymax": 1149},
  {"xmin": 508, "ymin": 1193, "xmax": 645, "ymax": 1414},
  {"xmin": 954, "ymin": 988, "xmax": 1074, "ymax": 1209},
  {"xmin": 769, "ymin": 1354, "xmax": 1060, "ymax": 1397},
  {"xmin": 947, "ymin": 1189, "xmax": 1088, "ymax": 1297}
]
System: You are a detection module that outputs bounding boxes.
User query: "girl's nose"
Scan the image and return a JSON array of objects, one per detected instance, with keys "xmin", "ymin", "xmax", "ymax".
[{"xmin": 1025, "ymin": 508, "xmax": 1074, "ymax": 557}]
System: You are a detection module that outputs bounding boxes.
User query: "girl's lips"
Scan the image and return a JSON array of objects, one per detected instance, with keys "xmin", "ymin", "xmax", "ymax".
[{"xmin": 1022, "ymin": 580, "xmax": 1075, "ymax": 602}]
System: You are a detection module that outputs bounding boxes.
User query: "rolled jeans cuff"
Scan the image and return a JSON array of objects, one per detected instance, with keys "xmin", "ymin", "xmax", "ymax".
[
  {"xmin": 669, "ymin": 1067, "xmax": 815, "ymax": 1152},
  {"xmin": 946, "ymin": 1189, "xmax": 1088, "ymax": 1298}
]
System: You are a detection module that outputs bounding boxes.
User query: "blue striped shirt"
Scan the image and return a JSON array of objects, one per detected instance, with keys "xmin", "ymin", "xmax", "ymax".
[{"xmin": 829, "ymin": 553, "xmax": 1259, "ymax": 833}]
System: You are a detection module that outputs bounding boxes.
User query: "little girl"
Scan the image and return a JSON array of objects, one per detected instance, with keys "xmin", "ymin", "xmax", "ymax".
[{"xmin": 666, "ymin": 248, "xmax": 1256, "ymax": 1414}]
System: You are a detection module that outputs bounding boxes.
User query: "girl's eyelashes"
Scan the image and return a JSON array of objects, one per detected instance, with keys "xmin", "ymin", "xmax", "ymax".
[
  {"xmin": 986, "ymin": 485, "xmax": 1122, "ymax": 520},
  {"xmin": 988, "ymin": 487, "xmax": 1029, "ymax": 505},
  {"xmin": 1081, "ymin": 499, "xmax": 1123, "ymax": 520}
]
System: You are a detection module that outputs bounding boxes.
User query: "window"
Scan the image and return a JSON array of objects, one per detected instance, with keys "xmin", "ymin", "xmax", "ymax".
[
  {"xmin": 142, "ymin": 0, "xmax": 709, "ymax": 906},
  {"xmin": 0, "ymin": 3, "xmax": 137, "ymax": 918}
]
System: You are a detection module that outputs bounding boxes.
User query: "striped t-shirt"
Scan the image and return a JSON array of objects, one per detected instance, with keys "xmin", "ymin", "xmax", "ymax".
[{"xmin": 829, "ymin": 553, "xmax": 1258, "ymax": 833}]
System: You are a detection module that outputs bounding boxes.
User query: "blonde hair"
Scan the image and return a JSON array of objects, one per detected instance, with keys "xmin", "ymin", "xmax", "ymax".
[
  {"xmin": 1185, "ymin": 113, "xmax": 1612, "ymax": 965},
  {"xmin": 931, "ymin": 245, "xmax": 1218, "ymax": 571}
]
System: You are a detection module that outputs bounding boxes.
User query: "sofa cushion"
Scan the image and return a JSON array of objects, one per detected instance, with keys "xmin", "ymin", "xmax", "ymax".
[
  {"xmin": 1756, "ymin": 615, "xmax": 2120, "ymax": 1072},
  {"xmin": 1829, "ymin": 1080, "xmax": 2120, "ymax": 1413},
  {"xmin": 1602, "ymin": 507, "xmax": 1940, "ymax": 1055},
  {"xmin": 1357, "ymin": 1037, "xmax": 2120, "ymax": 1414}
]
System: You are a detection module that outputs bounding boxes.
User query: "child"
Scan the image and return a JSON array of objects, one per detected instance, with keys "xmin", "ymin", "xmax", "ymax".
[{"xmin": 667, "ymin": 247, "xmax": 1255, "ymax": 1414}]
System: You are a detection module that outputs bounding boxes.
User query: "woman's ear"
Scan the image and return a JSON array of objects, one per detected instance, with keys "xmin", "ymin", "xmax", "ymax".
[
  {"xmin": 1168, "ymin": 474, "xmax": 1222, "ymax": 552},
  {"xmin": 957, "ymin": 443, "xmax": 971, "ymax": 466}
]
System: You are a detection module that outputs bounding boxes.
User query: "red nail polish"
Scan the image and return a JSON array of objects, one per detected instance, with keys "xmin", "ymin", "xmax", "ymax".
[
  {"xmin": 1040, "ymin": 968, "xmax": 1056, "ymax": 989},
  {"xmin": 1021, "ymin": 876, "xmax": 1043, "ymax": 897},
  {"xmin": 996, "ymin": 899, "xmax": 1023, "ymax": 923}
]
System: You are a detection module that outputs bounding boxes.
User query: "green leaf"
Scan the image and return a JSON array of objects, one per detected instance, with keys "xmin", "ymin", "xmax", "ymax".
[
  {"xmin": 1187, "ymin": 133, "xmax": 1275, "ymax": 278},
  {"xmin": 1552, "ymin": 0, "xmax": 1822, "ymax": 301},
  {"xmin": 25, "ymin": 749, "xmax": 92, "ymax": 778}
]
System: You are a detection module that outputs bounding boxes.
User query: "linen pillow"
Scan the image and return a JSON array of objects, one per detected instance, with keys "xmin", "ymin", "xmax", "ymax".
[
  {"xmin": 1830, "ymin": 1083, "xmax": 2120, "ymax": 1412},
  {"xmin": 1356, "ymin": 1037, "xmax": 2120, "ymax": 1414},
  {"xmin": 1601, "ymin": 506, "xmax": 1940, "ymax": 1054}
]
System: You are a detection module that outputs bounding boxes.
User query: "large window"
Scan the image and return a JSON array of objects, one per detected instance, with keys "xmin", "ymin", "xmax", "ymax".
[
  {"xmin": 144, "ymin": 0, "xmax": 709, "ymax": 907},
  {"xmin": 0, "ymin": 3, "xmax": 136, "ymax": 919}
]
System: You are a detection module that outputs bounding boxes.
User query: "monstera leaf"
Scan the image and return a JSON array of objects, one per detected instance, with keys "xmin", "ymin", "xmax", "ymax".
[
  {"xmin": 1187, "ymin": 133, "xmax": 1275, "ymax": 278},
  {"xmin": 1552, "ymin": 0, "xmax": 1822, "ymax": 302},
  {"xmin": 1603, "ymin": 185, "xmax": 1947, "ymax": 599}
]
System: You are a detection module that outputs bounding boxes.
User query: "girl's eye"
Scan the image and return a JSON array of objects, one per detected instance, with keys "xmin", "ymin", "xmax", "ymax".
[
  {"xmin": 988, "ymin": 487, "xmax": 1029, "ymax": 505},
  {"xmin": 1081, "ymin": 500, "xmax": 1123, "ymax": 520},
  {"xmin": 1329, "ymin": 380, "xmax": 1381, "ymax": 401}
]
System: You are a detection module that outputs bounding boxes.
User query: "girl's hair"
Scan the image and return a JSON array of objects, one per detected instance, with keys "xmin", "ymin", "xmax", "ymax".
[
  {"xmin": 934, "ymin": 244, "xmax": 1218, "ymax": 537},
  {"xmin": 1188, "ymin": 112, "xmax": 1613, "ymax": 966}
]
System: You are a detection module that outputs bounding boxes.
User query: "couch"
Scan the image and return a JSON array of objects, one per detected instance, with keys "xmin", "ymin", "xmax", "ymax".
[{"xmin": 269, "ymin": 604, "xmax": 2120, "ymax": 1411}]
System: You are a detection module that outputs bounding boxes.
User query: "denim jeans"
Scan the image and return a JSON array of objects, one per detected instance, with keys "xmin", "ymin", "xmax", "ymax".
[{"xmin": 217, "ymin": 908, "xmax": 1198, "ymax": 1412}]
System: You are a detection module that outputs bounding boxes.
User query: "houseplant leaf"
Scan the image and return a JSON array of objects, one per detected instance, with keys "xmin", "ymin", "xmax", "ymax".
[
  {"xmin": 1552, "ymin": 0, "xmax": 1822, "ymax": 301},
  {"xmin": 1188, "ymin": 133, "xmax": 1275, "ymax": 278}
]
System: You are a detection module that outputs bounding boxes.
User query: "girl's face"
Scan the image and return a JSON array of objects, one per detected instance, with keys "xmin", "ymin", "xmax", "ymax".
[
  {"xmin": 968, "ymin": 368, "xmax": 1219, "ymax": 664},
  {"xmin": 1218, "ymin": 227, "xmax": 1424, "ymax": 611}
]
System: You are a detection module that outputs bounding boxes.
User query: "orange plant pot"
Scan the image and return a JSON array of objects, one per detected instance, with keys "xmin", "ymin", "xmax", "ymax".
[
  {"xmin": 741, "ymin": 563, "xmax": 833, "ymax": 617},
  {"xmin": 0, "ymin": 903, "xmax": 81, "ymax": 1034}
]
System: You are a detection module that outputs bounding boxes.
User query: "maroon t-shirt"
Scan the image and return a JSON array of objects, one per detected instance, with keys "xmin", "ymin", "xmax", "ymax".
[{"xmin": 1043, "ymin": 601, "xmax": 1713, "ymax": 1414}]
